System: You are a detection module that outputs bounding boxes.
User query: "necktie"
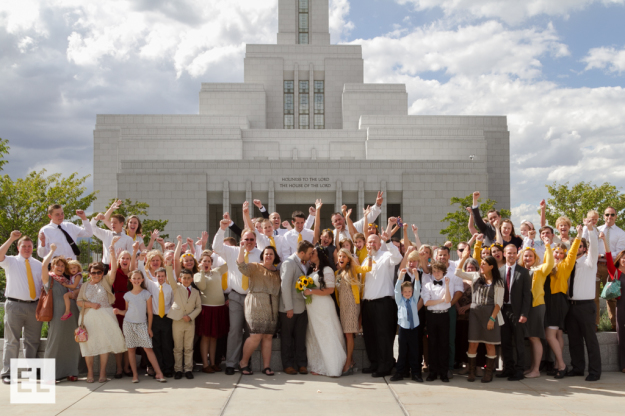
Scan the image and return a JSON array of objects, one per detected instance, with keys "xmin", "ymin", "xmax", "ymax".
[
  {"xmin": 158, "ymin": 285, "xmax": 165, "ymax": 318},
  {"xmin": 433, "ymin": 279, "xmax": 443, "ymax": 286},
  {"xmin": 274, "ymin": 230, "xmax": 279, "ymax": 236},
  {"xmin": 25, "ymin": 258, "xmax": 36, "ymax": 300},
  {"xmin": 58, "ymin": 224, "xmax": 80, "ymax": 256},
  {"xmin": 269, "ymin": 236, "xmax": 276, "ymax": 248},
  {"xmin": 504, "ymin": 267, "xmax": 511, "ymax": 303},
  {"xmin": 222, "ymin": 272, "xmax": 229, "ymax": 291},
  {"xmin": 568, "ymin": 265, "xmax": 577, "ymax": 298},
  {"xmin": 531, "ymin": 239, "xmax": 535, "ymax": 247},
  {"xmin": 297, "ymin": 233, "xmax": 303, "ymax": 243},
  {"xmin": 405, "ymin": 298, "xmax": 415, "ymax": 329},
  {"xmin": 187, "ymin": 287, "xmax": 191, "ymax": 298},
  {"xmin": 241, "ymin": 251, "xmax": 250, "ymax": 291}
]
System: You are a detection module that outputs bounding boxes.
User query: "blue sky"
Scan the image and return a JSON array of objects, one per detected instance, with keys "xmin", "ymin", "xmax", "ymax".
[{"xmin": 1, "ymin": 0, "xmax": 625, "ymax": 228}]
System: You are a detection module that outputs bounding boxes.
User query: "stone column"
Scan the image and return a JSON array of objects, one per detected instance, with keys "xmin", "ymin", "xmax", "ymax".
[
  {"xmin": 246, "ymin": 180, "xmax": 252, "ymax": 209},
  {"xmin": 269, "ymin": 181, "xmax": 276, "ymax": 214},
  {"xmin": 336, "ymin": 180, "xmax": 342, "ymax": 213},
  {"xmin": 223, "ymin": 180, "xmax": 230, "ymax": 237},
  {"xmin": 294, "ymin": 63, "xmax": 299, "ymax": 129},
  {"xmin": 380, "ymin": 180, "xmax": 387, "ymax": 230},
  {"xmin": 309, "ymin": 62, "xmax": 314, "ymax": 129},
  {"xmin": 358, "ymin": 180, "xmax": 364, "ymax": 215}
]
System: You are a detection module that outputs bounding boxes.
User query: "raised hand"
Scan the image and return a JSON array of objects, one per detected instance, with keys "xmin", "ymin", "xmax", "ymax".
[
  {"xmin": 220, "ymin": 219, "xmax": 230, "ymax": 231},
  {"xmin": 95, "ymin": 213, "xmax": 106, "ymax": 221},
  {"xmin": 388, "ymin": 217, "xmax": 397, "ymax": 226},
  {"xmin": 132, "ymin": 241, "xmax": 140, "ymax": 252},
  {"xmin": 186, "ymin": 237, "xmax": 194, "ymax": 248},
  {"xmin": 542, "ymin": 236, "xmax": 550, "ymax": 245},
  {"xmin": 39, "ymin": 233, "xmax": 46, "ymax": 246},
  {"xmin": 444, "ymin": 276, "xmax": 449, "ymax": 284},
  {"xmin": 242, "ymin": 201, "xmax": 250, "ymax": 215},
  {"xmin": 598, "ymin": 232, "xmax": 605, "ymax": 240},
  {"xmin": 412, "ymin": 224, "xmax": 418, "ymax": 233},
  {"xmin": 462, "ymin": 245, "xmax": 471, "ymax": 259},
  {"xmin": 201, "ymin": 231, "xmax": 209, "ymax": 244},
  {"xmin": 376, "ymin": 191, "xmax": 384, "ymax": 206},
  {"xmin": 139, "ymin": 250, "xmax": 147, "ymax": 261},
  {"xmin": 472, "ymin": 191, "xmax": 480, "ymax": 205},
  {"xmin": 111, "ymin": 199, "xmax": 123, "ymax": 210},
  {"xmin": 444, "ymin": 241, "xmax": 453, "ymax": 248},
  {"xmin": 539, "ymin": 199, "xmax": 546, "ymax": 209},
  {"xmin": 341, "ymin": 204, "xmax": 347, "ymax": 215},
  {"xmin": 380, "ymin": 230, "xmax": 389, "ymax": 241},
  {"xmin": 282, "ymin": 220, "xmax": 289, "ymax": 228},
  {"xmin": 112, "ymin": 236, "xmax": 121, "ymax": 246},
  {"xmin": 345, "ymin": 208, "xmax": 352, "ymax": 218},
  {"xmin": 223, "ymin": 212, "xmax": 231, "ymax": 222},
  {"xmin": 309, "ymin": 206, "xmax": 316, "ymax": 216},
  {"xmin": 493, "ymin": 218, "xmax": 500, "ymax": 228},
  {"xmin": 465, "ymin": 207, "xmax": 472, "ymax": 214},
  {"xmin": 156, "ymin": 237, "xmax": 165, "ymax": 246},
  {"xmin": 50, "ymin": 243, "xmax": 57, "ymax": 252},
  {"xmin": 151, "ymin": 229, "xmax": 159, "ymax": 239},
  {"xmin": 253, "ymin": 199, "xmax": 263, "ymax": 209},
  {"xmin": 477, "ymin": 233, "xmax": 484, "ymax": 241},
  {"xmin": 406, "ymin": 245, "xmax": 416, "ymax": 254},
  {"xmin": 181, "ymin": 243, "xmax": 188, "ymax": 252},
  {"xmin": 176, "ymin": 235, "xmax": 182, "ymax": 242},
  {"xmin": 528, "ymin": 229, "xmax": 536, "ymax": 239},
  {"xmin": 76, "ymin": 210, "xmax": 87, "ymax": 220},
  {"xmin": 10, "ymin": 230, "xmax": 22, "ymax": 240},
  {"xmin": 315, "ymin": 199, "xmax": 322, "ymax": 210},
  {"xmin": 576, "ymin": 224, "xmax": 584, "ymax": 235}
]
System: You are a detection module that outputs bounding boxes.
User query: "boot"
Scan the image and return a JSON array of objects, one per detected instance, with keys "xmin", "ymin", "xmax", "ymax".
[
  {"xmin": 482, "ymin": 357, "xmax": 496, "ymax": 383},
  {"xmin": 467, "ymin": 357, "xmax": 477, "ymax": 382}
]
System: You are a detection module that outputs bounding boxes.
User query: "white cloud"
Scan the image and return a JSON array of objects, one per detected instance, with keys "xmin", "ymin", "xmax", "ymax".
[
  {"xmin": 329, "ymin": 0, "xmax": 354, "ymax": 43},
  {"xmin": 511, "ymin": 203, "xmax": 541, "ymax": 231},
  {"xmin": 396, "ymin": 0, "xmax": 625, "ymax": 25},
  {"xmin": 582, "ymin": 45, "xmax": 625, "ymax": 74}
]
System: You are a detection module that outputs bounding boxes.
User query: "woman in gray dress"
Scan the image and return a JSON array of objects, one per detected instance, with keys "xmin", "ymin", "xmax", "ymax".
[
  {"xmin": 41, "ymin": 243, "xmax": 81, "ymax": 381},
  {"xmin": 455, "ymin": 238, "xmax": 504, "ymax": 383}
]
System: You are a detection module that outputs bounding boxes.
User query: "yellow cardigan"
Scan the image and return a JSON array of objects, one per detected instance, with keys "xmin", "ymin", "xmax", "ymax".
[
  {"xmin": 474, "ymin": 241, "xmax": 483, "ymax": 264},
  {"xmin": 529, "ymin": 244, "xmax": 554, "ymax": 307},
  {"xmin": 335, "ymin": 264, "xmax": 371, "ymax": 306},
  {"xmin": 551, "ymin": 237, "xmax": 581, "ymax": 295}
]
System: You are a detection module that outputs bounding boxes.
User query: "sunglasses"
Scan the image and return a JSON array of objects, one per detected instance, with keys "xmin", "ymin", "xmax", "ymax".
[
  {"xmin": 90, "ymin": 271, "xmax": 104, "ymax": 276},
  {"xmin": 242, "ymin": 238, "xmax": 255, "ymax": 242},
  {"xmin": 605, "ymin": 213, "xmax": 616, "ymax": 217}
]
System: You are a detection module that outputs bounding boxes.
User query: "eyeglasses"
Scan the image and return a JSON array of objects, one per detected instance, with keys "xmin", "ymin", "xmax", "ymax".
[
  {"xmin": 90, "ymin": 271, "xmax": 104, "ymax": 276},
  {"xmin": 605, "ymin": 213, "xmax": 616, "ymax": 217}
]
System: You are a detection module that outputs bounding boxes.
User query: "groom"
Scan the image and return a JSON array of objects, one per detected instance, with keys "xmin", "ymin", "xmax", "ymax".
[{"xmin": 279, "ymin": 240, "xmax": 315, "ymax": 375}]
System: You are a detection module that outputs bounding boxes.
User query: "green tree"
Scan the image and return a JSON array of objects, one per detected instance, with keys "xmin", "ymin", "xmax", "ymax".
[
  {"xmin": 0, "ymin": 138, "xmax": 8, "ymax": 172},
  {"xmin": 440, "ymin": 194, "xmax": 511, "ymax": 247},
  {"xmin": 544, "ymin": 181, "xmax": 625, "ymax": 234}
]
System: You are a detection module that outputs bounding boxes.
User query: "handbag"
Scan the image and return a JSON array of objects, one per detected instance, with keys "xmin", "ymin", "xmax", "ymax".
[
  {"xmin": 74, "ymin": 308, "xmax": 88, "ymax": 343},
  {"xmin": 601, "ymin": 278, "xmax": 621, "ymax": 300},
  {"xmin": 36, "ymin": 278, "xmax": 54, "ymax": 322}
]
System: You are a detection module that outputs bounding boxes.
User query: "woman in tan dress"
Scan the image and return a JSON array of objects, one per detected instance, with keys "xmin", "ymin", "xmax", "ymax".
[
  {"xmin": 335, "ymin": 248, "xmax": 371, "ymax": 375},
  {"xmin": 236, "ymin": 244, "xmax": 281, "ymax": 376}
]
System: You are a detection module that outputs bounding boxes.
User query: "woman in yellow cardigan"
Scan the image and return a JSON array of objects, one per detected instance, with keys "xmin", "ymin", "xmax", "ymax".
[
  {"xmin": 335, "ymin": 248, "xmax": 372, "ymax": 375},
  {"xmin": 517, "ymin": 238, "xmax": 554, "ymax": 378},
  {"xmin": 545, "ymin": 236, "xmax": 581, "ymax": 378}
]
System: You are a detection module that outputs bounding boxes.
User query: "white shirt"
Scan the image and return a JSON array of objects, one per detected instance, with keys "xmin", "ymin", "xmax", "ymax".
[
  {"xmin": 256, "ymin": 231, "xmax": 288, "ymax": 261},
  {"xmin": 212, "ymin": 228, "xmax": 261, "ymax": 295},
  {"xmin": 421, "ymin": 278, "xmax": 451, "ymax": 311},
  {"xmin": 281, "ymin": 228, "xmax": 314, "ymax": 259},
  {"xmin": 362, "ymin": 242, "xmax": 402, "ymax": 300},
  {"xmin": 571, "ymin": 228, "xmax": 599, "ymax": 300},
  {"xmin": 273, "ymin": 228, "xmax": 289, "ymax": 236},
  {"xmin": 595, "ymin": 223, "xmax": 625, "ymax": 257},
  {"xmin": 37, "ymin": 220, "xmax": 93, "ymax": 260},
  {"xmin": 521, "ymin": 237, "xmax": 547, "ymax": 262},
  {"xmin": 334, "ymin": 203, "xmax": 381, "ymax": 242},
  {"xmin": 145, "ymin": 276, "xmax": 174, "ymax": 315},
  {"xmin": 90, "ymin": 219, "xmax": 134, "ymax": 264},
  {"xmin": 0, "ymin": 255, "xmax": 43, "ymax": 301}
]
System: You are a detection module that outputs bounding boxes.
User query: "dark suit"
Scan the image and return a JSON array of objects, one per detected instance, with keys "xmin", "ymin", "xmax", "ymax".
[
  {"xmin": 499, "ymin": 264, "xmax": 532, "ymax": 376},
  {"xmin": 472, "ymin": 207, "xmax": 497, "ymax": 246}
]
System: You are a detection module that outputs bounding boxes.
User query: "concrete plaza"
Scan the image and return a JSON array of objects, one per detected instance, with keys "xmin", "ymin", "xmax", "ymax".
[{"xmin": 2, "ymin": 370, "xmax": 623, "ymax": 416}]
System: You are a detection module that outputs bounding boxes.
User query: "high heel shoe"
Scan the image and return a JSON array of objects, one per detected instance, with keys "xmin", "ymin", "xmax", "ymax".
[{"xmin": 341, "ymin": 365, "xmax": 354, "ymax": 376}]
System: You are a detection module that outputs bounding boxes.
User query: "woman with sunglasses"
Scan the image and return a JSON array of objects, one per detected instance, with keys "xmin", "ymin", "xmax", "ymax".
[{"xmin": 76, "ymin": 240, "xmax": 127, "ymax": 382}]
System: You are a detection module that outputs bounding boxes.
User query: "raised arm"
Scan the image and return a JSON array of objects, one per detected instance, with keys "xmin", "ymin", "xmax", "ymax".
[
  {"xmin": 466, "ymin": 207, "xmax": 478, "ymax": 236},
  {"xmin": 471, "ymin": 191, "xmax": 490, "ymax": 235},
  {"xmin": 173, "ymin": 235, "xmax": 182, "ymax": 277},
  {"xmin": 313, "ymin": 199, "xmax": 323, "ymax": 244},
  {"xmin": 583, "ymin": 221, "xmax": 599, "ymax": 267},
  {"xmin": 0, "ymin": 230, "xmax": 21, "ymax": 263},
  {"xmin": 41, "ymin": 243, "xmax": 58, "ymax": 285},
  {"xmin": 411, "ymin": 224, "xmax": 422, "ymax": 250},
  {"xmin": 130, "ymin": 241, "xmax": 140, "ymax": 271},
  {"xmin": 74, "ymin": 210, "xmax": 93, "ymax": 238},
  {"xmin": 384, "ymin": 217, "xmax": 397, "ymax": 239},
  {"xmin": 398, "ymin": 245, "xmax": 415, "ymax": 271},
  {"xmin": 253, "ymin": 199, "xmax": 270, "ymax": 220},
  {"xmin": 242, "ymin": 201, "xmax": 254, "ymax": 232},
  {"xmin": 146, "ymin": 229, "xmax": 159, "ymax": 251},
  {"xmin": 107, "ymin": 238, "xmax": 120, "ymax": 286},
  {"xmin": 102, "ymin": 199, "xmax": 122, "ymax": 231},
  {"xmin": 494, "ymin": 219, "xmax": 503, "ymax": 245},
  {"xmin": 539, "ymin": 199, "xmax": 546, "ymax": 228}
]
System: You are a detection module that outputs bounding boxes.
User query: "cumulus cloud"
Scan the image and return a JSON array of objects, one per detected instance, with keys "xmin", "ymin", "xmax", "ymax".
[
  {"xmin": 582, "ymin": 45, "xmax": 625, "ymax": 74},
  {"xmin": 396, "ymin": 0, "xmax": 625, "ymax": 25},
  {"xmin": 329, "ymin": 0, "xmax": 354, "ymax": 43}
]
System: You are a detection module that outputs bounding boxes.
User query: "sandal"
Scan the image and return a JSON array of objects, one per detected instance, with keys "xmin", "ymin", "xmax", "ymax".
[
  {"xmin": 61, "ymin": 313, "xmax": 73, "ymax": 321},
  {"xmin": 86, "ymin": 378, "xmax": 95, "ymax": 383},
  {"xmin": 241, "ymin": 366, "xmax": 253, "ymax": 375},
  {"xmin": 261, "ymin": 367, "xmax": 274, "ymax": 376},
  {"xmin": 554, "ymin": 367, "xmax": 568, "ymax": 379},
  {"xmin": 98, "ymin": 378, "xmax": 108, "ymax": 383}
]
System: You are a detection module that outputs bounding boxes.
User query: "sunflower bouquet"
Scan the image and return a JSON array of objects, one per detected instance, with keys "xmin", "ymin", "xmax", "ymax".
[{"xmin": 296, "ymin": 275, "xmax": 316, "ymax": 304}]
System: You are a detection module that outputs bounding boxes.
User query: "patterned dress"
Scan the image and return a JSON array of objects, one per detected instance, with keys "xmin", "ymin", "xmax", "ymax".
[
  {"xmin": 336, "ymin": 270, "xmax": 360, "ymax": 333},
  {"xmin": 79, "ymin": 283, "xmax": 127, "ymax": 357}
]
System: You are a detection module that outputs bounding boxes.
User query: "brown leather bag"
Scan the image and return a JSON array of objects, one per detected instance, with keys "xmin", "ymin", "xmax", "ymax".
[{"xmin": 36, "ymin": 278, "xmax": 53, "ymax": 322}]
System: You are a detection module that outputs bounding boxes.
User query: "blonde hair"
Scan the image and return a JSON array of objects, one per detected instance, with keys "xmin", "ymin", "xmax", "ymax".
[
  {"xmin": 556, "ymin": 216, "xmax": 572, "ymax": 228},
  {"xmin": 146, "ymin": 250, "xmax": 165, "ymax": 271},
  {"xmin": 67, "ymin": 260, "xmax": 83, "ymax": 274},
  {"xmin": 586, "ymin": 210, "xmax": 599, "ymax": 218},
  {"xmin": 116, "ymin": 250, "xmax": 131, "ymax": 265},
  {"xmin": 407, "ymin": 251, "xmax": 419, "ymax": 262},
  {"xmin": 336, "ymin": 248, "xmax": 362, "ymax": 287},
  {"xmin": 353, "ymin": 232, "xmax": 366, "ymax": 242},
  {"xmin": 419, "ymin": 244, "xmax": 433, "ymax": 259},
  {"xmin": 518, "ymin": 247, "xmax": 539, "ymax": 269}
]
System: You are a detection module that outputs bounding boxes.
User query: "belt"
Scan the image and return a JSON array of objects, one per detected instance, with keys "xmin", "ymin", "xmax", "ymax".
[
  {"xmin": 7, "ymin": 297, "xmax": 38, "ymax": 304},
  {"xmin": 428, "ymin": 309, "xmax": 449, "ymax": 314},
  {"xmin": 570, "ymin": 299, "xmax": 594, "ymax": 305}
]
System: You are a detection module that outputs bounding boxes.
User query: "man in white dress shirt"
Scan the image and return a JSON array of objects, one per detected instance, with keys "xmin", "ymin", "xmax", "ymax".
[
  {"xmin": 565, "ymin": 221, "xmax": 601, "ymax": 381},
  {"xmin": 90, "ymin": 213, "xmax": 133, "ymax": 273},
  {"xmin": 37, "ymin": 204, "xmax": 92, "ymax": 261},
  {"xmin": 594, "ymin": 206, "xmax": 625, "ymax": 329},
  {"xmin": 361, "ymin": 231, "xmax": 403, "ymax": 377},
  {"xmin": 281, "ymin": 211, "xmax": 314, "ymax": 259},
  {"xmin": 1, "ymin": 231, "xmax": 44, "ymax": 384},
  {"xmin": 212, "ymin": 220, "xmax": 262, "ymax": 375},
  {"xmin": 331, "ymin": 191, "xmax": 384, "ymax": 242}
]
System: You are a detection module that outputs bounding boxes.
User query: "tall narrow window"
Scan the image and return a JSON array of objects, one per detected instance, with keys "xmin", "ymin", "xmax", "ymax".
[
  {"xmin": 314, "ymin": 81, "xmax": 324, "ymax": 129},
  {"xmin": 299, "ymin": 80, "xmax": 309, "ymax": 129},
  {"xmin": 284, "ymin": 81, "xmax": 294, "ymax": 129},
  {"xmin": 299, "ymin": 0, "xmax": 309, "ymax": 44}
]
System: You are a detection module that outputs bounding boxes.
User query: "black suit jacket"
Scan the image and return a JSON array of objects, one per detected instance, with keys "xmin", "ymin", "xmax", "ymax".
[
  {"xmin": 472, "ymin": 206, "xmax": 497, "ymax": 246},
  {"xmin": 228, "ymin": 208, "xmax": 270, "ymax": 238},
  {"xmin": 500, "ymin": 264, "xmax": 532, "ymax": 320}
]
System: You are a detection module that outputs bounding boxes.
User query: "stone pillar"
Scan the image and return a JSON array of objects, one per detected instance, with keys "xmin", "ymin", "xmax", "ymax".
[
  {"xmin": 358, "ymin": 180, "xmax": 364, "ymax": 215},
  {"xmin": 269, "ymin": 181, "xmax": 276, "ymax": 214},
  {"xmin": 223, "ymin": 180, "xmax": 230, "ymax": 237},
  {"xmin": 380, "ymin": 180, "xmax": 387, "ymax": 230},
  {"xmin": 309, "ymin": 62, "xmax": 314, "ymax": 129},
  {"xmin": 246, "ymin": 180, "xmax": 252, "ymax": 209},
  {"xmin": 336, "ymin": 180, "xmax": 342, "ymax": 212},
  {"xmin": 294, "ymin": 63, "xmax": 299, "ymax": 130}
]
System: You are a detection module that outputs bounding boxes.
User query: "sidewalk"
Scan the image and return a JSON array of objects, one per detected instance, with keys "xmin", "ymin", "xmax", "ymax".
[{"xmin": 2, "ymin": 370, "xmax": 624, "ymax": 416}]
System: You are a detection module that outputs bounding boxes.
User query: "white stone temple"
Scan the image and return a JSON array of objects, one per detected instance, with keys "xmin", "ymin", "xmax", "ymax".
[{"xmin": 93, "ymin": 0, "xmax": 510, "ymax": 242}]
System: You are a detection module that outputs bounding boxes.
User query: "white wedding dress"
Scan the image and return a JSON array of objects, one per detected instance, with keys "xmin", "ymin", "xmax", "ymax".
[{"xmin": 306, "ymin": 266, "xmax": 347, "ymax": 377}]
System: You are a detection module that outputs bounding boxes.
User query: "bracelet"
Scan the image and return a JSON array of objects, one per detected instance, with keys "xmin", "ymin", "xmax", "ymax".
[{"xmin": 489, "ymin": 316, "xmax": 496, "ymax": 322}]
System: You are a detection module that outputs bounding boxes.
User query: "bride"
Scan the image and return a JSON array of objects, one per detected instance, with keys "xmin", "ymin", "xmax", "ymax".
[{"xmin": 303, "ymin": 246, "xmax": 347, "ymax": 377}]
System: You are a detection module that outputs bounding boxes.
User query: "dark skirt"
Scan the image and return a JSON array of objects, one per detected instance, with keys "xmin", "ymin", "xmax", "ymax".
[
  {"xmin": 468, "ymin": 305, "xmax": 500, "ymax": 345},
  {"xmin": 195, "ymin": 304, "xmax": 230, "ymax": 338},
  {"xmin": 545, "ymin": 292, "xmax": 569, "ymax": 329},
  {"xmin": 527, "ymin": 304, "xmax": 546, "ymax": 338}
]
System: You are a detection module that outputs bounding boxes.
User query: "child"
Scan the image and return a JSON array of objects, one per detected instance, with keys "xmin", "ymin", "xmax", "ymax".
[
  {"xmin": 391, "ymin": 271, "xmax": 422, "ymax": 383},
  {"xmin": 166, "ymin": 236, "xmax": 202, "ymax": 379},
  {"xmin": 421, "ymin": 261, "xmax": 452, "ymax": 382},
  {"xmin": 113, "ymin": 270, "xmax": 167, "ymax": 383},
  {"xmin": 353, "ymin": 233, "xmax": 368, "ymax": 264},
  {"xmin": 60, "ymin": 260, "xmax": 83, "ymax": 321}
]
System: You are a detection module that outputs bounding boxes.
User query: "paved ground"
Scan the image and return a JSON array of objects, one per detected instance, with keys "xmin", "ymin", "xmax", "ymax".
[{"xmin": 1, "ymin": 371, "xmax": 624, "ymax": 416}]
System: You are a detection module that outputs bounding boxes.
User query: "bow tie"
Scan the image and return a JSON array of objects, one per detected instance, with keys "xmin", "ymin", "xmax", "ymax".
[{"xmin": 433, "ymin": 280, "xmax": 443, "ymax": 286}]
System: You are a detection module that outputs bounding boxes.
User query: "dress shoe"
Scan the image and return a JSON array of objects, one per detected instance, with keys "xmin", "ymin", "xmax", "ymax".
[
  {"xmin": 447, "ymin": 370, "xmax": 454, "ymax": 379},
  {"xmin": 298, "ymin": 367, "xmax": 308, "ymax": 375},
  {"xmin": 284, "ymin": 367, "xmax": 298, "ymax": 375},
  {"xmin": 371, "ymin": 371, "xmax": 389, "ymax": 378},
  {"xmin": 202, "ymin": 366, "xmax": 215, "ymax": 374},
  {"xmin": 390, "ymin": 374, "xmax": 403, "ymax": 382},
  {"xmin": 564, "ymin": 369, "xmax": 584, "ymax": 377},
  {"xmin": 114, "ymin": 373, "xmax": 123, "ymax": 379},
  {"xmin": 225, "ymin": 367, "xmax": 235, "ymax": 376},
  {"xmin": 1, "ymin": 376, "xmax": 10, "ymax": 385},
  {"xmin": 440, "ymin": 376, "xmax": 450, "ymax": 383},
  {"xmin": 185, "ymin": 371, "xmax": 194, "ymax": 379},
  {"xmin": 507, "ymin": 373, "xmax": 525, "ymax": 381},
  {"xmin": 164, "ymin": 372, "xmax": 174, "ymax": 378},
  {"xmin": 496, "ymin": 370, "xmax": 514, "ymax": 378},
  {"xmin": 585, "ymin": 374, "xmax": 600, "ymax": 382},
  {"xmin": 412, "ymin": 374, "xmax": 423, "ymax": 383},
  {"xmin": 426, "ymin": 373, "xmax": 437, "ymax": 382},
  {"xmin": 211, "ymin": 365, "xmax": 222, "ymax": 372},
  {"xmin": 362, "ymin": 367, "xmax": 374, "ymax": 374},
  {"xmin": 174, "ymin": 372, "xmax": 183, "ymax": 380}
]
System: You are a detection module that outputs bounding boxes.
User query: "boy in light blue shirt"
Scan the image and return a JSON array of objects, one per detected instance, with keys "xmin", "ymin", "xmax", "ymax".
[{"xmin": 391, "ymin": 268, "xmax": 422, "ymax": 382}]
